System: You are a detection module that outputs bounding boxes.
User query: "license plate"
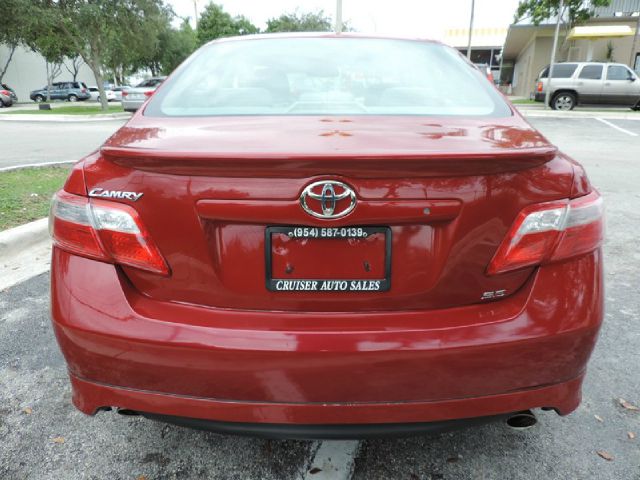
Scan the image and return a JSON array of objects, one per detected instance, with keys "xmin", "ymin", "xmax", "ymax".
[
  {"xmin": 265, "ymin": 226, "xmax": 391, "ymax": 292},
  {"xmin": 127, "ymin": 94, "xmax": 143, "ymax": 100}
]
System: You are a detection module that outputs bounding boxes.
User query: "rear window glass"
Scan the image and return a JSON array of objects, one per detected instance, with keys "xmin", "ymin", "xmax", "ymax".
[
  {"xmin": 607, "ymin": 65, "xmax": 631, "ymax": 80},
  {"xmin": 145, "ymin": 37, "xmax": 511, "ymax": 117},
  {"xmin": 540, "ymin": 64, "xmax": 578, "ymax": 79},
  {"xmin": 138, "ymin": 79, "xmax": 162, "ymax": 88},
  {"xmin": 578, "ymin": 65, "xmax": 603, "ymax": 79}
]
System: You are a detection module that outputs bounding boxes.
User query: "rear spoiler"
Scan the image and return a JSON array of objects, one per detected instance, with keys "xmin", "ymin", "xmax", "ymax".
[{"xmin": 100, "ymin": 145, "xmax": 558, "ymax": 178}]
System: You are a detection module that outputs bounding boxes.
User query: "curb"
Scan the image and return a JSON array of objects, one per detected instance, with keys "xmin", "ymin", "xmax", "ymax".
[
  {"xmin": 0, "ymin": 161, "xmax": 75, "ymax": 173},
  {"xmin": 0, "ymin": 113, "xmax": 130, "ymax": 122},
  {"xmin": 0, "ymin": 218, "xmax": 50, "ymax": 262}
]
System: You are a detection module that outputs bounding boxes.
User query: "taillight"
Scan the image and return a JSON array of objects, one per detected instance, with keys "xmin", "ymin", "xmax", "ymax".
[
  {"xmin": 487, "ymin": 191, "xmax": 603, "ymax": 275},
  {"xmin": 144, "ymin": 90, "xmax": 154, "ymax": 98},
  {"xmin": 537, "ymin": 82, "xmax": 543, "ymax": 92},
  {"xmin": 0, "ymin": 90, "xmax": 9, "ymax": 96},
  {"xmin": 122, "ymin": 91, "xmax": 128, "ymax": 97},
  {"xmin": 50, "ymin": 191, "xmax": 169, "ymax": 275}
]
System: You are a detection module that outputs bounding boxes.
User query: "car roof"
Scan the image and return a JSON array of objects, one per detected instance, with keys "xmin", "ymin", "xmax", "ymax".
[{"xmin": 203, "ymin": 32, "xmax": 443, "ymax": 48}]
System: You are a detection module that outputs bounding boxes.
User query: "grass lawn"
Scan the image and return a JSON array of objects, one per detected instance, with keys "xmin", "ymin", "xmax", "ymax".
[
  {"xmin": 511, "ymin": 99, "xmax": 538, "ymax": 104},
  {"xmin": 0, "ymin": 104, "xmax": 124, "ymax": 115},
  {"xmin": 0, "ymin": 166, "xmax": 71, "ymax": 230}
]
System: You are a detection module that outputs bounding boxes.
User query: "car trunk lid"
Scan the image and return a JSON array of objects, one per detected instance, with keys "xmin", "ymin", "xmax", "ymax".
[{"xmin": 83, "ymin": 115, "xmax": 573, "ymax": 312}]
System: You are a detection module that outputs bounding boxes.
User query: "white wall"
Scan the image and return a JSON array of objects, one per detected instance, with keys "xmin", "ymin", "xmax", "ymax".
[{"xmin": 0, "ymin": 44, "xmax": 98, "ymax": 102}]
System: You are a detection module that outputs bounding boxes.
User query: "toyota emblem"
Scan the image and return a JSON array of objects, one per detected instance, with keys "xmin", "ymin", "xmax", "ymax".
[{"xmin": 300, "ymin": 180, "xmax": 357, "ymax": 219}]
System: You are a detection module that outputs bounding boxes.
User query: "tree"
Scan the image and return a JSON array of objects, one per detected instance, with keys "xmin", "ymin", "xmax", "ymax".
[
  {"xmin": 265, "ymin": 10, "xmax": 333, "ymax": 33},
  {"xmin": 196, "ymin": 3, "xmax": 258, "ymax": 46},
  {"xmin": 64, "ymin": 56, "xmax": 85, "ymax": 82},
  {"xmin": 515, "ymin": 0, "xmax": 611, "ymax": 27},
  {"xmin": 31, "ymin": 0, "xmax": 170, "ymax": 111},
  {"xmin": 22, "ymin": 6, "xmax": 74, "ymax": 101},
  {"xmin": 157, "ymin": 19, "xmax": 197, "ymax": 75},
  {"xmin": 0, "ymin": 0, "xmax": 31, "ymax": 83}
]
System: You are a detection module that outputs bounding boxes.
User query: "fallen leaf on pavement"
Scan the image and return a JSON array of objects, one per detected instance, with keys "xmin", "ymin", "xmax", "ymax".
[
  {"xmin": 308, "ymin": 467, "xmax": 322, "ymax": 474},
  {"xmin": 22, "ymin": 407, "xmax": 32, "ymax": 415},
  {"xmin": 136, "ymin": 476, "xmax": 148, "ymax": 480},
  {"xmin": 594, "ymin": 414, "xmax": 604, "ymax": 422},
  {"xmin": 618, "ymin": 398, "xmax": 639, "ymax": 411},
  {"xmin": 628, "ymin": 432, "xmax": 636, "ymax": 440},
  {"xmin": 52, "ymin": 436, "xmax": 65, "ymax": 444},
  {"xmin": 596, "ymin": 450, "xmax": 614, "ymax": 461}
]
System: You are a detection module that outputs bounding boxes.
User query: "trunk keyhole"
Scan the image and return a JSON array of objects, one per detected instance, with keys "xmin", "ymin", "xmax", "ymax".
[
  {"xmin": 285, "ymin": 264, "xmax": 294, "ymax": 274},
  {"xmin": 364, "ymin": 261, "xmax": 371, "ymax": 272}
]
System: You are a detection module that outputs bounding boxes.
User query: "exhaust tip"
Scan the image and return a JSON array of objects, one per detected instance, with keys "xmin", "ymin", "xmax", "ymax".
[{"xmin": 506, "ymin": 410, "xmax": 537, "ymax": 430}]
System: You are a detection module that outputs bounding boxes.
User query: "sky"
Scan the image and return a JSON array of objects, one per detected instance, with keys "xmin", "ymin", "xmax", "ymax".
[{"xmin": 166, "ymin": 0, "xmax": 521, "ymax": 40}]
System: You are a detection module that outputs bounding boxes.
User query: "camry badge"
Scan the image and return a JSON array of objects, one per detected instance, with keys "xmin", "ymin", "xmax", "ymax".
[
  {"xmin": 300, "ymin": 180, "xmax": 356, "ymax": 219},
  {"xmin": 88, "ymin": 188, "xmax": 144, "ymax": 201}
]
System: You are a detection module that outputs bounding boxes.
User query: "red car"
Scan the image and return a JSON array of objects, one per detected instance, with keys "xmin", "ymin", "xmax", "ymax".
[{"xmin": 49, "ymin": 34, "xmax": 604, "ymax": 439}]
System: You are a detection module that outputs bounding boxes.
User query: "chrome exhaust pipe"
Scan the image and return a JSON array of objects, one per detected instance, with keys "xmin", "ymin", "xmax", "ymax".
[{"xmin": 506, "ymin": 410, "xmax": 537, "ymax": 430}]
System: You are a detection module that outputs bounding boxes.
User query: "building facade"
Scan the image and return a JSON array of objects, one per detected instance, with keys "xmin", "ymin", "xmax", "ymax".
[
  {"xmin": 502, "ymin": 0, "xmax": 640, "ymax": 97},
  {"xmin": 444, "ymin": 27, "xmax": 508, "ymax": 80}
]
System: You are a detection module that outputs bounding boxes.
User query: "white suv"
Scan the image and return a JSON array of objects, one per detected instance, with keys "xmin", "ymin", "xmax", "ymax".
[{"xmin": 534, "ymin": 62, "xmax": 640, "ymax": 110}]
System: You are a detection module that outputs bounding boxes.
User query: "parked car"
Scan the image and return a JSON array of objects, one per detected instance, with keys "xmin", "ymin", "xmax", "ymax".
[
  {"xmin": 0, "ymin": 88, "xmax": 14, "ymax": 107},
  {"xmin": 1, "ymin": 83, "xmax": 18, "ymax": 103},
  {"xmin": 30, "ymin": 81, "xmax": 91, "ymax": 103},
  {"xmin": 111, "ymin": 85, "xmax": 131, "ymax": 101},
  {"xmin": 121, "ymin": 77, "xmax": 165, "ymax": 112},
  {"xmin": 535, "ymin": 62, "xmax": 640, "ymax": 110},
  {"xmin": 88, "ymin": 86, "xmax": 116, "ymax": 102},
  {"xmin": 49, "ymin": 34, "xmax": 604, "ymax": 439}
]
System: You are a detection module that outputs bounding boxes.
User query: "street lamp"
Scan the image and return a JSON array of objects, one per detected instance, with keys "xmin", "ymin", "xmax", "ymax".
[{"xmin": 466, "ymin": 0, "xmax": 475, "ymax": 60}]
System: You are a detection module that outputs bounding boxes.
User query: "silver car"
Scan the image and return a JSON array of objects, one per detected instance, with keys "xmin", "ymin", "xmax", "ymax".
[
  {"xmin": 535, "ymin": 62, "xmax": 640, "ymax": 110},
  {"xmin": 111, "ymin": 86, "xmax": 131, "ymax": 101},
  {"xmin": 121, "ymin": 77, "xmax": 165, "ymax": 112}
]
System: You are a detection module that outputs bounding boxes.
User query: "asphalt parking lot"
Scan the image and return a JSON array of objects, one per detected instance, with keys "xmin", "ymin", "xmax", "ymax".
[
  {"xmin": 1, "ymin": 115, "xmax": 639, "ymax": 479},
  {"xmin": 0, "ymin": 118, "xmax": 127, "ymax": 169}
]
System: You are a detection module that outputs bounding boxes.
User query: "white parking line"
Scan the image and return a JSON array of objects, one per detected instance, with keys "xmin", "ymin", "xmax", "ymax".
[
  {"xmin": 594, "ymin": 117, "xmax": 638, "ymax": 137},
  {"xmin": 303, "ymin": 440, "xmax": 360, "ymax": 480}
]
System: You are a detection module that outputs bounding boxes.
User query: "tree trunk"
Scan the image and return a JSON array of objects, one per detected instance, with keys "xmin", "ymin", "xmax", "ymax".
[
  {"xmin": 87, "ymin": 57, "xmax": 109, "ymax": 112},
  {"xmin": 0, "ymin": 44, "xmax": 17, "ymax": 83},
  {"xmin": 46, "ymin": 62, "xmax": 53, "ymax": 102}
]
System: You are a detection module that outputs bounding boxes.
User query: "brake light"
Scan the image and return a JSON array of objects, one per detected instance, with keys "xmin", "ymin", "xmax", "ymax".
[
  {"xmin": 0, "ymin": 90, "xmax": 9, "ymax": 96},
  {"xmin": 537, "ymin": 82, "xmax": 543, "ymax": 92},
  {"xmin": 144, "ymin": 90, "xmax": 154, "ymax": 98},
  {"xmin": 487, "ymin": 191, "xmax": 603, "ymax": 275},
  {"xmin": 50, "ymin": 191, "xmax": 169, "ymax": 275},
  {"xmin": 122, "ymin": 91, "xmax": 128, "ymax": 97}
]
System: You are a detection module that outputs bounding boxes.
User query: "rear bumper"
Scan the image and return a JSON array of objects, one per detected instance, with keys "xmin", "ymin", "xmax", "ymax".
[
  {"xmin": 121, "ymin": 99, "xmax": 144, "ymax": 111},
  {"xmin": 71, "ymin": 372, "xmax": 583, "ymax": 437},
  {"xmin": 51, "ymin": 248, "xmax": 603, "ymax": 426}
]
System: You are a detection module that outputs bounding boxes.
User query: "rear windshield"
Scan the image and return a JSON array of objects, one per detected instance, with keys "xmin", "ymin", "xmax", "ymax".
[
  {"xmin": 539, "ymin": 64, "xmax": 578, "ymax": 79},
  {"xmin": 137, "ymin": 79, "xmax": 163, "ymax": 88},
  {"xmin": 145, "ymin": 37, "xmax": 511, "ymax": 117}
]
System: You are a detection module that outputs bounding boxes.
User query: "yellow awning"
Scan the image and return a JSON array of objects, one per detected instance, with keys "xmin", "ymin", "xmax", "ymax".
[{"xmin": 568, "ymin": 25, "xmax": 635, "ymax": 39}]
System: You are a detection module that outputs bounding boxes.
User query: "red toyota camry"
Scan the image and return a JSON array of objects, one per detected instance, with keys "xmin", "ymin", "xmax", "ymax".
[{"xmin": 49, "ymin": 34, "xmax": 604, "ymax": 438}]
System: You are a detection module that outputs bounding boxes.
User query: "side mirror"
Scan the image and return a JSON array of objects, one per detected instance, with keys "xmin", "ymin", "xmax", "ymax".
[{"xmin": 629, "ymin": 76, "xmax": 637, "ymax": 82}]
